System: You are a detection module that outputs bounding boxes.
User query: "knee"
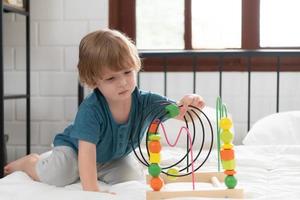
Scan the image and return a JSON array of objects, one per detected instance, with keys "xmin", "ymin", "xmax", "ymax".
[
  {"xmin": 52, "ymin": 165, "xmax": 79, "ymax": 187},
  {"xmin": 28, "ymin": 153, "xmax": 40, "ymax": 162},
  {"xmin": 24, "ymin": 153, "xmax": 40, "ymax": 170},
  {"xmin": 41, "ymin": 164, "xmax": 79, "ymax": 187}
]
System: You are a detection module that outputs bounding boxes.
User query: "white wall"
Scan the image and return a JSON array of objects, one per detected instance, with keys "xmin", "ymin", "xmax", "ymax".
[
  {"xmin": 4, "ymin": 0, "xmax": 108, "ymax": 162},
  {"xmin": 3, "ymin": 0, "xmax": 300, "ymax": 162}
]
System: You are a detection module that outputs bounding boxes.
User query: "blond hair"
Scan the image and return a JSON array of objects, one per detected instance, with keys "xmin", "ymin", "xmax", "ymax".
[{"xmin": 77, "ymin": 29, "xmax": 141, "ymax": 87}]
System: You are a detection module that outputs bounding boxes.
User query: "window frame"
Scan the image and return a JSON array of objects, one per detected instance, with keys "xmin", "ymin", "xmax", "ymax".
[{"xmin": 109, "ymin": 0, "xmax": 300, "ymax": 72}]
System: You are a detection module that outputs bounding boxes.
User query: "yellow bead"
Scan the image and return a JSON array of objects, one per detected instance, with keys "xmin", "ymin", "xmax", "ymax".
[
  {"xmin": 167, "ymin": 167, "xmax": 179, "ymax": 180},
  {"xmin": 220, "ymin": 130, "xmax": 233, "ymax": 143},
  {"xmin": 220, "ymin": 117, "xmax": 232, "ymax": 130},
  {"xmin": 148, "ymin": 134, "xmax": 161, "ymax": 141},
  {"xmin": 149, "ymin": 153, "xmax": 161, "ymax": 164},
  {"xmin": 222, "ymin": 143, "xmax": 234, "ymax": 149},
  {"xmin": 221, "ymin": 159, "xmax": 236, "ymax": 170}
]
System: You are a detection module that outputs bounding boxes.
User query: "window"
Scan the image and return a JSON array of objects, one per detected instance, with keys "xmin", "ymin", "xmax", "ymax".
[
  {"xmin": 109, "ymin": 0, "xmax": 300, "ymax": 71},
  {"xmin": 192, "ymin": 0, "xmax": 241, "ymax": 49},
  {"xmin": 135, "ymin": 0, "xmax": 241, "ymax": 49},
  {"xmin": 260, "ymin": 0, "xmax": 300, "ymax": 48},
  {"xmin": 109, "ymin": 0, "xmax": 256, "ymax": 50},
  {"xmin": 136, "ymin": 0, "xmax": 184, "ymax": 49}
]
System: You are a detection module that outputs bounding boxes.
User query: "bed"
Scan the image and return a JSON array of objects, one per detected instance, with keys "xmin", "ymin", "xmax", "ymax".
[
  {"xmin": 1, "ymin": 145, "xmax": 300, "ymax": 199},
  {"xmin": 1, "ymin": 111, "xmax": 300, "ymax": 200}
]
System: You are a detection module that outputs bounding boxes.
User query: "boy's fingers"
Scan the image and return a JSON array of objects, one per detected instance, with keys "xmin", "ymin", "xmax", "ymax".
[
  {"xmin": 179, "ymin": 106, "xmax": 187, "ymax": 118},
  {"xmin": 178, "ymin": 95, "xmax": 205, "ymax": 111}
]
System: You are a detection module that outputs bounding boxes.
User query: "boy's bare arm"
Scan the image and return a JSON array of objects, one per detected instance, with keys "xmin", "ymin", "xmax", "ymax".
[{"xmin": 78, "ymin": 140, "xmax": 99, "ymax": 192}]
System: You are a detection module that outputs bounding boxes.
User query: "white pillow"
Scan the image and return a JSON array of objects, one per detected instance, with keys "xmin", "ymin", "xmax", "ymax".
[
  {"xmin": 243, "ymin": 111, "xmax": 300, "ymax": 145},
  {"xmin": 142, "ymin": 106, "xmax": 235, "ymax": 149}
]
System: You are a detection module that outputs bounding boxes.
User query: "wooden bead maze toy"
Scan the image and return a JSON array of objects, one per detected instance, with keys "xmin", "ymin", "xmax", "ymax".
[{"xmin": 131, "ymin": 99, "xmax": 244, "ymax": 199}]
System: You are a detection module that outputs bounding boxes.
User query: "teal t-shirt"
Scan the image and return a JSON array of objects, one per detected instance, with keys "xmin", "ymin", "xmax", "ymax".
[{"xmin": 53, "ymin": 87, "xmax": 173, "ymax": 163}]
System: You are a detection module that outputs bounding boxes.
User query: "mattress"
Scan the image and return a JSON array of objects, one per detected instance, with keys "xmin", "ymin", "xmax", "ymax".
[{"xmin": 1, "ymin": 145, "xmax": 300, "ymax": 200}]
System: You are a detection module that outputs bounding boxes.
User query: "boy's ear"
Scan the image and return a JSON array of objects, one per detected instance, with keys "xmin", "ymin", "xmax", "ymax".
[{"xmin": 90, "ymin": 79, "xmax": 100, "ymax": 89}]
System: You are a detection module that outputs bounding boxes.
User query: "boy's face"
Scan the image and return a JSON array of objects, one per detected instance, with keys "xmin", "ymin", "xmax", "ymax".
[{"xmin": 96, "ymin": 67, "xmax": 137, "ymax": 102}]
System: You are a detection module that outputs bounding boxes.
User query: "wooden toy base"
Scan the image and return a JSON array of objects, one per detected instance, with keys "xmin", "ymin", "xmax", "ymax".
[{"xmin": 146, "ymin": 172, "xmax": 244, "ymax": 200}]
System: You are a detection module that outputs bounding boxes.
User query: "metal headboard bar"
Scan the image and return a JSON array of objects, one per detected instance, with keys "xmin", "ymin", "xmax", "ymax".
[
  {"xmin": 163, "ymin": 57, "xmax": 167, "ymax": 97},
  {"xmin": 219, "ymin": 56, "xmax": 223, "ymax": 99},
  {"xmin": 276, "ymin": 56, "xmax": 281, "ymax": 113},
  {"xmin": 247, "ymin": 56, "xmax": 252, "ymax": 131},
  {"xmin": 0, "ymin": 1, "xmax": 4, "ymax": 179}
]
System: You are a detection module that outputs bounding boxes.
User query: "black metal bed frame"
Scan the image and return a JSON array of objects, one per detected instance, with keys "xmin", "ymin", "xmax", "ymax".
[
  {"xmin": 79, "ymin": 49, "xmax": 300, "ymax": 126},
  {"xmin": 0, "ymin": 0, "xmax": 30, "ymax": 178}
]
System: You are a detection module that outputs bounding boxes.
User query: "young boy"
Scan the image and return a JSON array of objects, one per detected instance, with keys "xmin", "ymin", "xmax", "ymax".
[{"xmin": 4, "ymin": 29, "xmax": 205, "ymax": 193}]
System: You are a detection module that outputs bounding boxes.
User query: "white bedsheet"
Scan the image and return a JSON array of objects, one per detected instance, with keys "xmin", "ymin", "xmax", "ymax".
[{"xmin": 1, "ymin": 145, "xmax": 300, "ymax": 200}]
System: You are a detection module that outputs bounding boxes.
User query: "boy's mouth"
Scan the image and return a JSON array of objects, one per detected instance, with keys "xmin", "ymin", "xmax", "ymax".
[{"xmin": 119, "ymin": 90, "xmax": 129, "ymax": 95}]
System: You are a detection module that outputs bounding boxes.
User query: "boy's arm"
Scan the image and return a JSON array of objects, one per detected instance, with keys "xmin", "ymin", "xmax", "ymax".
[{"xmin": 78, "ymin": 140, "xmax": 99, "ymax": 192}]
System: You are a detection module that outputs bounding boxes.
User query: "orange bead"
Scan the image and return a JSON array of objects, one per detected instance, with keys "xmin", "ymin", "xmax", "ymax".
[
  {"xmin": 150, "ymin": 177, "xmax": 164, "ymax": 191},
  {"xmin": 224, "ymin": 170, "xmax": 236, "ymax": 176},
  {"xmin": 149, "ymin": 121, "xmax": 160, "ymax": 133},
  {"xmin": 148, "ymin": 141, "xmax": 161, "ymax": 153},
  {"xmin": 220, "ymin": 149, "xmax": 235, "ymax": 161}
]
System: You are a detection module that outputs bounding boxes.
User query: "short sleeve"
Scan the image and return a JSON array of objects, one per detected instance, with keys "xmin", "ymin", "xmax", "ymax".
[
  {"xmin": 71, "ymin": 103, "xmax": 102, "ymax": 144},
  {"xmin": 144, "ymin": 92, "xmax": 175, "ymax": 107}
]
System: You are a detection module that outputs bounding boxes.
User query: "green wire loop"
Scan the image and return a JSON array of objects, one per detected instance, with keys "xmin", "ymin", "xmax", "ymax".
[{"xmin": 216, "ymin": 97, "xmax": 228, "ymax": 172}]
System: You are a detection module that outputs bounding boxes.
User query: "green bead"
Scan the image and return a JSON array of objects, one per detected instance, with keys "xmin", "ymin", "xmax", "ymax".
[
  {"xmin": 148, "ymin": 163, "xmax": 161, "ymax": 177},
  {"xmin": 165, "ymin": 104, "xmax": 180, "ymax": 118},
  {"xmin": 225, "ymin": 175, "xmax": 237, "ymax": 189},
  {"xmin": 148, "ymin": 134, "xmax": 161, "ymax": 141},
  {"xmin": 220, "ymin": 130, "xmax": 233, "ymax": 143}
]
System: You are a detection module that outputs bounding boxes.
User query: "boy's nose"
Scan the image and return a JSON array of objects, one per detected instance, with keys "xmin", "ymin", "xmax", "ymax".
[{"xmin": 118, "ymin": 77, "xmax": 127, "ymax": 86}]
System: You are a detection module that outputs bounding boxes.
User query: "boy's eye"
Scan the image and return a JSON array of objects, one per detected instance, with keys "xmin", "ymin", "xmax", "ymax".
[
  {"xmin": 106, "ymin": 77, "xmax": 114, "ymax": 81},
  {"xmin": 125, "ymin": 70, "xmax": 132, "ymax": 74}
]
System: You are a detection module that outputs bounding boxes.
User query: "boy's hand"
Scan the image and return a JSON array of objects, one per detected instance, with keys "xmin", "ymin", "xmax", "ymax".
[{"xmin": 177, "ymin": 94, "xmax": 205, "ymax": 119}]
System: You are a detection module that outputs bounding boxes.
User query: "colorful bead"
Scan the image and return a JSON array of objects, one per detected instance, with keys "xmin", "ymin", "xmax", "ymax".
[
  {"xmin": 149, "ymin": 152, "xmax": 161, "ymax": 163},
  {"xmin": 224, "ymin": 170, "xmax": 236, "ymax": 176},
  {"xmin": 148, "ymin": 134, "xmax": 161, "ymax": 141},
  {"xmin": 221, "ymin": 159, "xmax": 236, "ymax": 170},
  {"xmin": 165, "ymin": 104, "xmax": 180, "ymax": 118},
  {"xmin": 167, "ymin": 167, "xmax": 179, "ymax": 180},
  {"xmin": 148, "ymin": 163, "xmax": 161, "ymax": 177},
  {"xmin": 219, "ymin": 117, "xmax": 232, "ymax": 130},
  {"xmin": 225, "ymin": 175, "xmax": 237, "ymax": 189},
  {"xmin": 150, "ymin": 177, "xmax": 164, "ymax": 191},
  {"xmin": 220, "ymin": 149, "xmax": 235, "ymax": 160},
  {"xmin": 222, "ymin": 143, "xmax": 233, "ymax": 150},
  {"xmin": 149, "ymin": 122, "xmax": 160, "ymax": 134},
  {"xmin": 148, "ymin": 141, "xmax": 161, "ymax": 153},
  {"xmin": 220, "ymin": 130, "xmax": 233, "ymax": 144}
]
